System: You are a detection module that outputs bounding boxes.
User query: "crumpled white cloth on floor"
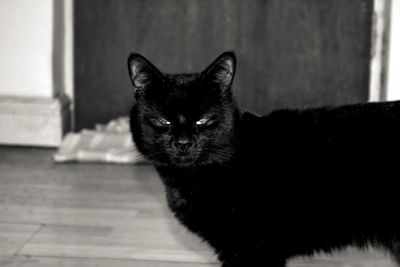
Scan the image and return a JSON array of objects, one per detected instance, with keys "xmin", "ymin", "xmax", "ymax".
[{"xmin": 54, "ymin": 117, "xmax": 146, "ymax": 164}]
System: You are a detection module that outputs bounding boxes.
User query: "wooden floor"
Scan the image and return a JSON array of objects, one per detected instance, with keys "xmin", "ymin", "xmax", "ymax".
[{"xmin": 0, "ymin": 146, "xmax": 397, "ymax": 267}]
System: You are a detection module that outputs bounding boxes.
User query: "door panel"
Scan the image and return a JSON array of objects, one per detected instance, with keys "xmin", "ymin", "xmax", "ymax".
[{"xmin": 75, "ymin": 0, "xmax": 373, "ymax": 129}]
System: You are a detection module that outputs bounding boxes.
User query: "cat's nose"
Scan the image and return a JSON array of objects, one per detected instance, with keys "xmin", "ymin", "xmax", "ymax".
[
  {"xmin": 173, "ymin": 136, "xmax": 193, "ymax": 150},
  {"xmin": 178, "ymin": 137, "xmax": 190, "ymax": 145}
]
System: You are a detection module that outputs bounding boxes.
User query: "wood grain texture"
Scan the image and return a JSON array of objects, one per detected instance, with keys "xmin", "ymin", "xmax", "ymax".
[
  {"xmin": 75, "ymin": 0, "xmax": 373, "ymax": 130},
  {"xmin": 0, "ymin": 256, "xmax": 218, "ymax": 267},
  {"xmin": 0, "ymin": 223, "xmax": 41, "ymax": 256},
  {"xmin": 20, "ymin": 224, "xmax": 216, "ymax": 262},
  {"xmin": 0, "ymin": 147, "xmax": 216, "ymax": 264},
  {"xmin": 0, "ymin": 147, "xmax": 398, "ymax": 266}
]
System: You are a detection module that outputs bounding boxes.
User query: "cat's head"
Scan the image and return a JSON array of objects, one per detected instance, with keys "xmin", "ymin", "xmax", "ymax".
[{"xmin": 128, "ymin": 52, "xmax": 239, "ymax": 168}]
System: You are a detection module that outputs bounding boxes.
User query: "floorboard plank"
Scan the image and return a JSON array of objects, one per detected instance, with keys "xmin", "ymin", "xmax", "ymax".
[
  {"xmin": 0, "ymin": 256, "xmax": 219, "ymax": 267},
  {"xmin": 0, "ymin": 223, "xmax": 41, "ymax": 256},
  {"xmin": 18, "ymin": 224, "xmax": 217, "ymax": 263},
  {"xmin": 0, "ymin": 147, "xmax": 399, "ymax": 266}
]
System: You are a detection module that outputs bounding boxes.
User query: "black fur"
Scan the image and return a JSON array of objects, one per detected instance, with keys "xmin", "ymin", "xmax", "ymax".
[{"xmin": 128, "ymin": 51, "xmax": 400, "ymax": 267}]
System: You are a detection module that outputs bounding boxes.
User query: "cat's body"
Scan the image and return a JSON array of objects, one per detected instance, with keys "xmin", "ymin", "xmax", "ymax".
[{"xmin": 128, "ymin": 51, "xmax": 400, "ymax": 267}]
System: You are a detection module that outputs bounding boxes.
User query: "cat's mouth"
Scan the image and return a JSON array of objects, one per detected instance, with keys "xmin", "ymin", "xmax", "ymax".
[{"xmin": 170, "ymin": 152, "xmax": 198, "ymax": 167}]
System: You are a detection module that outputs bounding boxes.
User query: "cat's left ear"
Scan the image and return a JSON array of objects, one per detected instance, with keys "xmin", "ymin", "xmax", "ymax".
[{"xmin": 202, "ymin": 51, "xmax": 236, "ymax": 92}]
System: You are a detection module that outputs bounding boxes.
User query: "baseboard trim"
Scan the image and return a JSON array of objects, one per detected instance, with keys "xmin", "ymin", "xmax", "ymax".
[{"xmin": 0, "ymin": 95, "xmax": 71, "ymax": 147}]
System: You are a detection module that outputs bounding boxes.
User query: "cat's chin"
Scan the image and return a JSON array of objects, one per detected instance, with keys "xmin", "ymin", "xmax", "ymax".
[{"xmin": 169, "ymin": 155, "xmax": 198, "ymax": 168}]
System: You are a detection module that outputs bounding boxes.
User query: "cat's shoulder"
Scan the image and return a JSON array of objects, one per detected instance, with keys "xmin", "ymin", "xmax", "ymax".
[
  {"xmin": 239, "ymin": 100, "xmax": 400, "ymax": 129},
  {"xmin": 239, "ymin": 111, "xmax": 267, "ymax": 128},
  {"xmin": 240, "ymin": 111, "xmax": 260, "ymax": 122}
]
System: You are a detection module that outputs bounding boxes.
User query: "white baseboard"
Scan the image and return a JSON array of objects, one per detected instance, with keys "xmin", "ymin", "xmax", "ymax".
[{"xmin": 0, "ymin": 95, "xmax": 71, "ymax": 147}]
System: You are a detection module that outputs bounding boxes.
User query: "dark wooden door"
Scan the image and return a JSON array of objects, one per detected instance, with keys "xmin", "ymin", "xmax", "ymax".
[{"xmin": 74, "ymin": 0, "xmax": 373, "ymax": 130}]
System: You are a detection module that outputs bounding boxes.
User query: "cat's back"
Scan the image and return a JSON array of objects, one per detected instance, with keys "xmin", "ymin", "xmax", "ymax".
[
  {"xmin": 240, "ymin": 100, "xmax": 400, "ymax": 157},
  {"xmin": 231, "ymin": 102, "xmax": 400, "ymax": 236},
  {"xmin": 237, "ymin": 100, "xmax": 400, "ymax": 200}
]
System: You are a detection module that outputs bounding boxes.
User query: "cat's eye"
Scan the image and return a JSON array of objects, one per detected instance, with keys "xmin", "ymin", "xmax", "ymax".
[
  {"xmin": 159, "ymin": 118, "xmax": 171, "ymax": 125},
  {"xmin": 150, "ymin": 117, "xmax": 171, "ymax": 127},
  {"xmin": 196, "ymin": 114, "xmax": 220, "ymax": 127},
  {"xmin": 196, "ymin": 118, "xmax": 209, "ymax": 125}
]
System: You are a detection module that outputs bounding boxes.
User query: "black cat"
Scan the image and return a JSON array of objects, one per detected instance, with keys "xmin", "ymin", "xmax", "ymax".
[{"xmin": 128, "ymin": 51, "xmax": 400, "ymax": 267}]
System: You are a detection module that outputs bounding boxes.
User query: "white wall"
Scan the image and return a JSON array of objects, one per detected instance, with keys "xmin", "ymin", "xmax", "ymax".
[
  {"xmin": 63, "ymin": 0, "xmax": 74, "ymax": 102},
  {"xmin": 0, "ymin": 0, "xmax": 54, "ymax": 98},
  {"xmin": 0, "ymin": 0, "xmax": 72, "ymax": 146},
  {"xmin": 387, "ymin": 0, "xmax": 400, "ymax": 101}
]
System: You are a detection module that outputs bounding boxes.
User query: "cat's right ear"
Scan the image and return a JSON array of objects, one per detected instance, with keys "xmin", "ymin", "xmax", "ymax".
[
  {"xmin": 201, "ymin": 51, "xmax": 236, "ymax": 93},
  {"xmin": 128, "ymin": 53, "xmax": 162, "ymax": 95}
]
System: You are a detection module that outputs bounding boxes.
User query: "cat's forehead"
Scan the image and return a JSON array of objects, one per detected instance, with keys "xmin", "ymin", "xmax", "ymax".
[
  {"xmin": 164, "ymin": 74, "xmax": 204, "ymax": 97},
  {"xmin": 158, "ymin": 74, "xmax": 214, "ymax": 100},
  {"xmin": 165, "ymin": 73, "xmax": 199, "ymax": 85},
  {"xmin": 143, "ymin": 74, "xmax": 222, "ymax": 117}
]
